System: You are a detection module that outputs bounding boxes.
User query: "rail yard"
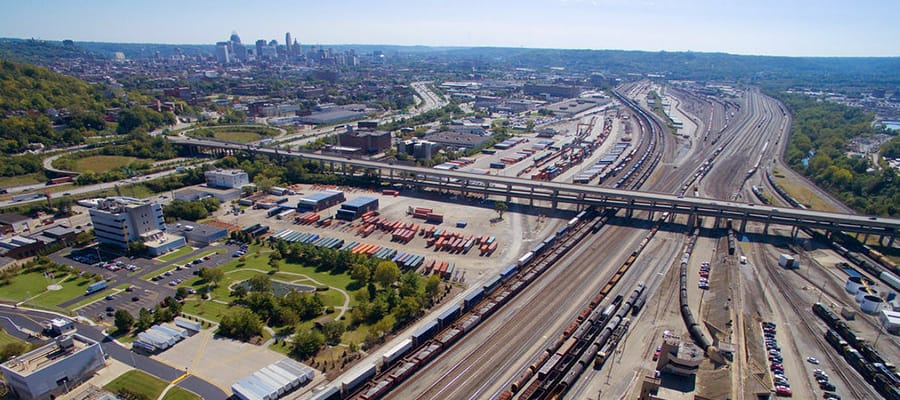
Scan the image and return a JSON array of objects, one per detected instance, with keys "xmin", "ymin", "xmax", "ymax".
[{"xmin": 296, "ymin": 82, "xmax": 900, "ymax": 400}]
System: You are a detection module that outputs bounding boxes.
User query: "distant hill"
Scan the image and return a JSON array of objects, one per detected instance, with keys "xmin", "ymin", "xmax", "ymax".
[
  {"xmin": 0, "ymin": 38, "xmax": 98, "ymax": 64},
  {"xmin": 0, "ymin": 59, "xmax": 116, "ymax": 153}
]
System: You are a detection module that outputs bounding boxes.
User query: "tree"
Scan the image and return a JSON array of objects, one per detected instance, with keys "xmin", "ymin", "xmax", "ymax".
[
  {"xmin": 373, "ymin": 261, "xmax": 401, "ymax": 289},
  {"xmin": 321, "ymin": 321, "xmax": 346, "ymax": 345},
  {"xmin": 136, "ymin": 307, "xmax": 154, "ymax": 331},
  {"xmin": 231, "ymin": 285, "xmax": 248, "ymax": 299},
  {"xmin": 0, "ymin": 341, "xmax": 29, "ymax": 361},
  {"xmin": 350, "ymin": 264, "xmax": 371, "ymax": 285},
  {"xmin": 291, "ymin": 329, "xmax": 325, "ymax": 360},
  {"xmin": 372, "ymin": 315, "xmax": 396, "ymax": 338},
  {"xmin": 218, "ymin": 308, "xmax": 263, "ymax": 341},
  {"xmin": 495, "ymin": 201, "xmax": 508, "ymax": 219},
  {"xmin": 199, "ymin": 267, "xmax": 225, "ymax": 288},
  {"xmin": 398, "ymin": 271, "xmax": 420, "ymax": 298},
  {"xmin": 175, "ymin": 287, "xmax": 190, "ymax": 299},
  {"xmin": 114, "ymin": 309, "xmax": 134, "ymax": 333},
  {"xmin": 247, "ymin": 274, "xmax": 272, "ymax": 292},
  {"xmin": 425, "ymin": 275, "xmax": 441, "ymax": 300}
]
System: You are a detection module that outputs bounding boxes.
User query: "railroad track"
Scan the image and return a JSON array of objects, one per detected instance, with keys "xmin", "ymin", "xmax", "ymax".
[{"xmin": 760, "ymin": 254, "xmax": 877, "ymax": 399}]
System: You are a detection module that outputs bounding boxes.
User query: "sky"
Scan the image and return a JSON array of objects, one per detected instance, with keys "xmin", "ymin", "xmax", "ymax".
[{"xmin": 0, "ymin": 0, "xmax": 897, "ymax": 57}]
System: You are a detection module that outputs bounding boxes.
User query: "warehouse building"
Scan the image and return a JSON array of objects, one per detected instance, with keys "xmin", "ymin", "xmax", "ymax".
[
  {"xmin": 336, "ymin": 197, "xmax": 379, "ymax": 220},
  {"xmin": 424, "ymin": 131, "xmax": 492, "ymax": 150},
  {"xmin": 0, "ymin": 213, "xmax": 29, "ymax": 236},
  {"xmin": 173, "ymin": 186, "xmax": 242, "ymax": 203},
  {"xmin": 232, "ymin": 358, "xmax": 316, "ymax": 400},
  {"xmin": 297, "ymin": 190, "xmax": 345, "ymax": 211},
  {"xmin": 167, "ymin": 221, "xmax": 229, "ymax": 246},
  {"xmin": 0, "ymin": 334, "xmax": 106, "ymax": 400},
  {"xmin": 299, "ymin": 110, "xmax": 366, "ymax": 125},
  {"xmin": 881, "ymin": 309, "xmax": 900, "ymax": 334}
]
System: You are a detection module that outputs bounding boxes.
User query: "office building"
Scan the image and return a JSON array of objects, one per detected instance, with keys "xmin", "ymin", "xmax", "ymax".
[
  {"xmin": 88, "ymin": 198, "xmax": 184, "ymax": 256},
  {"xmin": 215, "ymin": 42, "xmax": 231, "ymax": 64},
  {"xmin": 397, "ymin": 138, "xmax": 437, "ymax": 159},
  {"xmin": 1, "ymin": 334, "xmax": 106, "ymax": 400},
  {"xmin": 205, "ymin": 169, "xmax": 250, "ymax": 189}
]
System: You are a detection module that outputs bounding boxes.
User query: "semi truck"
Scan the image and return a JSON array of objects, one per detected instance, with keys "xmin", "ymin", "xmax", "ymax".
[{"xmin": 85, "ymin": 280, "xmax": 108, "ymax": 295}]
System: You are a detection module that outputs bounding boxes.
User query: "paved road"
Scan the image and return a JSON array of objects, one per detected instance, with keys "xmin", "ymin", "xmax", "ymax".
[{"xmin": 0, "ymin": 306, "xmax": 228, "ymax": 399}]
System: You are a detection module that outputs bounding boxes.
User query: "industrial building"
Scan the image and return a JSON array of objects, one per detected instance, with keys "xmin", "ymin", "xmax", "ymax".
[
  {"xmin": 297, "ymin": 190, "xmax": 345, "ymax": 211},
  {"xmin": 336, "ymin": 197, "xmax": 379, "ymax": 220},
  {"xmin": 0, "ymin": 213, "xmax": 29, "ymax": 236},
  {"xmin": 424, "ymin": 131, "xmax": 492, "ymax": 150},
  {"xmin": 132, "ymin": 323, "xmax": 188, "ymax": 353},
  {"xmin": 523, "ymin": 83, "xmax": 581, "ymax": 98},
  {"xmin": 0, "ymin": 334, "xmax": 106, "ymax": 400},
  {"xmin": 88, "ymin": 198, "xmax": 185, "ymax": 256},
  {"xmin": 173, "ymin": 185, "xmax": 242, "ymax": 203},
  {"xmin": 167, "ymin": 221, "xmax": 229, "ymax": 246},
  {"xmin": 299, "ymin": 110, "xmax": 366, "ymax": 125},
  {"xmin": 880, "ymin": 309, "xmax": 900, "ymax": 334},
  {"xmin": 338, "ymin": 127, "xmax": 391, "ymax": 154},
  {"xmin": 205, "ymin": 169, "xmax": 250, "ymax": 189},
  {"xmin": 397, "ymin": 138, "xmax": 438, "ymax": 160},
  {"xmin": 655, "ymin": 337, "xmax": 705, "ymax": 376},
  {"xmin": 231, "ymin": 358, "xmax": 316, "ymax": 400}
]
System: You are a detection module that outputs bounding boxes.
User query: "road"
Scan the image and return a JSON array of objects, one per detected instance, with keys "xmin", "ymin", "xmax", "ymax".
[{"xmin": 0, "ymin": 306, "xmax": 228, "ymax": 399}]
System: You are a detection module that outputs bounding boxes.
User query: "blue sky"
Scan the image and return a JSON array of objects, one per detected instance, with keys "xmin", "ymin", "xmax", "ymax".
[{"xmin": 0, "ymin": 0, "xmax": 897, "ymax": 56}]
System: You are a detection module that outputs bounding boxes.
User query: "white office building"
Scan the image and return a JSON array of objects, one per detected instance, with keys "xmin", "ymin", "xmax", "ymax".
[
  {"xmin": 88, "ymin": 198, "xmax": 184, "ymax": 256},
  {"xmin": 205, "ymin": 169, "xmax": 250, "ymax": 189}
]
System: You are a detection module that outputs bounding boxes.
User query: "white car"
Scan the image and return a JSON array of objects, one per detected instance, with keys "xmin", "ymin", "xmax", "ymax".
[{"xmin": 806, "ymin": 357, "xmax": 820, "ymax": 364}]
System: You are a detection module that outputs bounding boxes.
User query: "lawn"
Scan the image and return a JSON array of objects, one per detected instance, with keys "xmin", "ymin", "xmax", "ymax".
[
  {"xmin": 163, "ymin": 387, "xmax": 201, "ymax": 400},
  {"xmin": 157, "ymin": 246, "xmax": 197, "ymax": 262},
  {"xmin": 0, "ymin": 271, "xmax": 57, "ymax": 303},
  {"xmin": 27, "ymin": 274, "xmax": 101, "ymax": 310},
  {"xmin": 211, "ymin": 131, "xmax": 264, "ymax": 143},
  {"xmin": 0, "ymin": 328, "xmax": 26, "ymax": 347},
  {"xmin": 0, "ymin": 173, "xmax": 46, "ymax": 188},
  {"xmin": 72, "ymin": 155, "xmax": 140, "ymax": 173},
  {"xmin": 104, "ymin": 370, "xmax": 169, "ymax": 400},
  {"xmin": 181, "ymin": 298, "xmax": 235, "ymax": 323}
]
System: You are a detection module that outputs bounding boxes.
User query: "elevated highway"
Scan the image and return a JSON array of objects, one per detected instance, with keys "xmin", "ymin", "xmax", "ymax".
[{"xmin": 172, "ymin": 136, "xmax": 899, "ymax": 242}]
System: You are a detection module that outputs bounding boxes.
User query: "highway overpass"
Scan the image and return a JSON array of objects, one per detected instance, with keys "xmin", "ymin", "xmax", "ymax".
[{"xmin": 173, "ymin": 136, "xmax": 899, "ymax": 243}]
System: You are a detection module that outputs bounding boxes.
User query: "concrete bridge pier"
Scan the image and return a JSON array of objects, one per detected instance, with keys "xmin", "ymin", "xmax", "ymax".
[
  {"xmin": 739, "ymin": 219, "xmax": 748, "ymax": 234},
  {"xmin": 648, "ymin": 201, "xmax": 655, "ymax": 220},
  {"xmin": 506, "ymin": 184, "xmax": 512, "ymax": 203},
  {"xmin": 529, "ymin": 186, "xmax": 534, "ymax": 207},
  {"xmin": 625, "ymin": 199, "xmax": 635, "ymax": 218},
  {"xmin": 551, "ymin": 189, "xmax": 559, "ymax": 209},
  {"xmin": 686, "ymin": 210, "xmax": 698, "ymax": 229},
  {"xmin": 791, "ymin": 226, "xmax": 799, "ymax": 239}
]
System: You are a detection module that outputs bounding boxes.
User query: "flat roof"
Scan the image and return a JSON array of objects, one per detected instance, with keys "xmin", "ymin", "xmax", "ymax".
[
  {"xmin": 302, "ymin": 190, "xmax": 344, "ymax": 201},
  {"xmin": 343, "ymin": 196, "xmax": 378, "ymax": 207},
  {"xmin": 0, "ymin": 213, "xmax": 29, "ymax": 224},
  {"xmin": 2, "ymin": 334, "xmax": 98, "ymax": 376}
]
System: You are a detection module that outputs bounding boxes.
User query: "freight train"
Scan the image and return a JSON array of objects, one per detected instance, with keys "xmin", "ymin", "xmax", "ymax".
[
  {"xmin": 679, "ymin": 228, "xmax": 712, "ymax": 351},
  {"xmin": 828, "ymin": 241, "xmax": 900, "ymax": 293},
  {"xmin": 324, "ymin": 209, "xmax": 602, "ymax": 400},
  {"xmin": 813, "ymin": 303, "xmax": 900, "ymax": 400}
]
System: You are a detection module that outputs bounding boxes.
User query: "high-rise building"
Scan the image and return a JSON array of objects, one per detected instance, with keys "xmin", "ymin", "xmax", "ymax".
[
  {"xmin": 285, "ymin": 32, "xmax": 292, "ymax": 56},
  {"xmin": 215, "ymin": 42, "xmax": 231, "ymax": 64}
]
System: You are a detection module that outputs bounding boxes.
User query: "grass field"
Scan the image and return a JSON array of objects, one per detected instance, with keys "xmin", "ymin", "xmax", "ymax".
[
  {"xmin": 163, "ymin": 387, "xmax": 201, "ymax": 400},
  {"xmin": 178, "ymin": 245, "xmax": 353, "ymax": 323},
  {"xmin": 72, "ymin": 155, "xmax": 140, "ymax": 173},
  {"xmin": 157, "ymin": 246, "xmax": 197, "ymax": 262},
  {"xmin": 104, "ymin": 370, "xmax": 169, "ymax": 400},
  {"xmin": 771, "ymin": 170, "xmax": 841, "ymax": 212},
  {"xmin": 26, "ymin": 274, "xmax": 99, "ymax": 310},
  {"xmin": 0, "ymin": 328, "xmax": 26, "ymax": 348},
  {"xmin": 0, "ymin": 173, "xmax": 46, "ymax": 188},
  {"xmin": 211, "ymin": 131, "xmax": 264, "ymax": 143}
]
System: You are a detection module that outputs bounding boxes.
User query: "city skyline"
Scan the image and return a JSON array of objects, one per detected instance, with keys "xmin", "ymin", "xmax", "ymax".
[{"xmin": 0, "ymin": 0, "xmax": 898, "ymax": 57}]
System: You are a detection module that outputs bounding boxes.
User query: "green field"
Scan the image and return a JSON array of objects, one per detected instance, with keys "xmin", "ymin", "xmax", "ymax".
[
  {"xmin": 179, "ymin": 245, "xmax": 353, "ymax": 323},
  {"xmin": 0, "ymin": 328, "xmax": 26, "ymax": 348},
  {"xmin": 104, "ymin": 370, "xmax": 169, "ymax": 400},
  {"xmin": 163, "ymin": 387, "xmax": 201, "ymax": 400},
  {"xmin": 26, "ymin": 275, "xmax": 101, "ymax": 310},
  {"xmin": 157, "ymin": 246, "xmax": 197, "ymax": 262},
  {"xmin": 72, "ymin": 155, "xmax": 140, "ymax": 173},
  {"xmin": 210, "ymin": 131, "xmax": 264, "ymax": 143},
  {"xmin": 188, "ymin": 126, "xmax": 280, "ymax": 143},
  {"xmin": 0, "ymin": 173, "xmax": 46, "ymax": 188}
]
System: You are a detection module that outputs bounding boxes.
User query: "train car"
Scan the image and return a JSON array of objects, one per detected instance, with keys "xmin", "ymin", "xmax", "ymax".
[
  {"xmin": 463, "ymin": 288, "xmax": 485, "ymax": 311},
  {"xmin": 437, "ymin": 303, "xmax": 463, "ymax": 328},
  {"xmin": 341, "ymin": 363, "xmax": 376, "ymax": 394},
  {"xmin": 483, "ymin": 275, "xmax": 502, "ymax": 294},
  {"xmin": 382, "ymin": 339, "xmax": 413, "ymax": 367},
  {"xmin": 411, "ymin": 320, "xmax": 439, "ymax": 346},
  {"xmin": 517, "ymin": 252, "xmax": 535, "ymax": 267},
  {"xmin": 500, "ymin": 264, "xmax": 518, "ymax": 282}
]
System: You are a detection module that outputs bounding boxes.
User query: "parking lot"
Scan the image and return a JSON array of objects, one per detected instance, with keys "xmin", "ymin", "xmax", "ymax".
[{"xmin": 53, "ymin": 242, "xmax": 244, "ymax": 320}]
